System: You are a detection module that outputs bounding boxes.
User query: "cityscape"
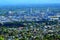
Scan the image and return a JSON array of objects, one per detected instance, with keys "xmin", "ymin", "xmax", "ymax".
[
  {"xmin": 0, "ymin": 6, "xmax": 60, "ymax": 40},
  {"xmin": 0, "ymin": 7, "xmax": 60, "ymax": 22}
]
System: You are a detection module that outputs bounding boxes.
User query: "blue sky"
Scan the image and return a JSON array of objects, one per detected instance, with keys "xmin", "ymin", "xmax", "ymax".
[{"xmin": 0, "ymin": 0, "xmax": 60, "ymax": 5}]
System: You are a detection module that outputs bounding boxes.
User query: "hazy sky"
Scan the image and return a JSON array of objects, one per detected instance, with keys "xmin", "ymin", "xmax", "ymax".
[{"xmin": 0, "ymin": 0, "xmax": 60, "ymax": 5}]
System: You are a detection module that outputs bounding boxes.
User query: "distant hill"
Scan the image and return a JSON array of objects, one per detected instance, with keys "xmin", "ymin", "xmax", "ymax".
[{"xmin": 0, "ymin": 4, "xmax": 60, "ymax": 8}]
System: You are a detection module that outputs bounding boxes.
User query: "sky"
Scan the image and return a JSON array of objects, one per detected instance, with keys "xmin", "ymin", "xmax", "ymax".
[{"xmin": 0, "ymin": 0, "xmax": 60, "ymax": 6}]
